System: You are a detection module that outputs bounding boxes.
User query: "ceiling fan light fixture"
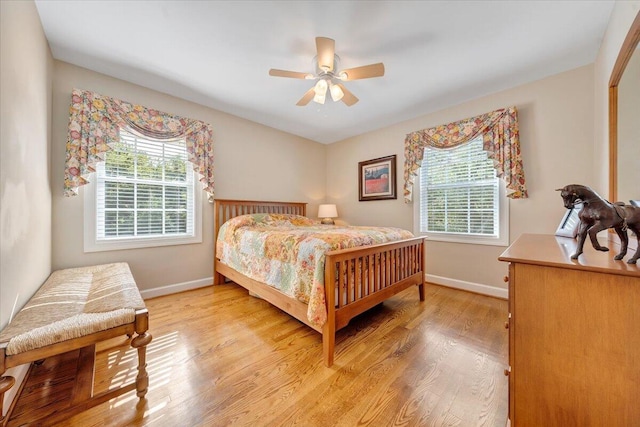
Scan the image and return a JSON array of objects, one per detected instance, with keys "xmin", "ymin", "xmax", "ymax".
[
  {"xmin": 312, "ymin": 79, "xmax": 329, "ymax": 104},
  {"xmin": 314, "ymin": 79, "xmax": 328, "ymax": 95},
  {"xmin": 269, "ymin": 37, "xmax": 384, "ymax": 107},
  {"xmin": 329, "ymin": 82, "xmax": 344, "ymax": 102},
  {"xmin": 313, "ymin": 91, "xmax": 326, "ymax": 104}
]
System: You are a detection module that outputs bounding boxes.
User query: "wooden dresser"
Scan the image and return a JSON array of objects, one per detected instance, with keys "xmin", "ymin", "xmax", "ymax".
[{"xmin": 499, "ymin": 233, "xmax": 640, "ymax": 426}]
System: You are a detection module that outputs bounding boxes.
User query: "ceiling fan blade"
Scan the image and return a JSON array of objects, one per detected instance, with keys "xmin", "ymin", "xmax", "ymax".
[
  {"xmin": 337, "ymin": 83, "xmax": 358, "ymax": 106},
  {"xmin": 340, "ymin": 63, "xmax": 385, "ymax": 81},
  {"xmin": 269, "ymin": 69, "xmax": 311, "ymax": 79},
  {"xmin": 316, "ymin": 37, "xmax": 335, "ymax": 72},
  {"xmin": 296, "ymin": 88, "xmax": 316, "ymax": 106}
]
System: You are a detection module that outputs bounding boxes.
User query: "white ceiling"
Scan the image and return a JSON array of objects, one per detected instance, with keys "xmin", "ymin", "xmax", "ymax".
[{"xmin": 34, "ymin": 1, "xmax": 614, "ymax": 144}]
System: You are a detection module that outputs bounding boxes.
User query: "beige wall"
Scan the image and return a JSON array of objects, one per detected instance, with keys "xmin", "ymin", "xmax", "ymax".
[
  {"xmin": 617, "ymin": 43, "xmax": 640, "ymax": 203},
  {"xmin": 0, "ymin": 0, "xmax": 53, "ymax": 414},
  {"xmin": 327, "ymin": 65, "xmax": 595, "ymax": 292},
  {"xmin": 0, "ymin": 1, "xmax": 53, "ymax": 329},
  {"xmin": 593, "ymin": 1, "xmax": 640, "ymax": 196},
  {"xmin": 51, "ymin": 62, "xmax": 326, "ymax": 292}
]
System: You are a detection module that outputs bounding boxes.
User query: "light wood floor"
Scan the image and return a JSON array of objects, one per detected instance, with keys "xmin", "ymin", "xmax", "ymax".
[{"xmin": 40, "ymin": 282, "xmax": 508, "ymax": 426}]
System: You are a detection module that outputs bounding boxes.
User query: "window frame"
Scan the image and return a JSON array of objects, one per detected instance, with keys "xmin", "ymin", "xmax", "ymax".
[
  {"xmin": 412, "ymin": 138, "xmax": 510, "ymax": 247},
  {"xmin": 83, "ymin": 132, "xmax": 202, "ymax": 253}
]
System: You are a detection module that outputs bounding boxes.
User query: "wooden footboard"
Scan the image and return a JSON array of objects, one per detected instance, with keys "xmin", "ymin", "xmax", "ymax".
[
  {"xmin": 213, "ymin": 199, "xmax": 425, "ymax": 367},
  {"xmin": 323, "ymin": 237, "xmax": 425, "ymax": 366}
]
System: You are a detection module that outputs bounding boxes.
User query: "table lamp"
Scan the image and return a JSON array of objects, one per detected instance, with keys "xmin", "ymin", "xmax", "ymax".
[{"xmin": 318, "ymin": 204, "xmax": 338, "ymax": 225}]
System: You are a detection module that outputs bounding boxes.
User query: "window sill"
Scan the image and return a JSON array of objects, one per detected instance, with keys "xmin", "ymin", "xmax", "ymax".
[
  {"xmin": 418, "ymin": 232, "xmax": 509, "ymax": 247},
  {"xmin": 84, "ymin": 234, "xmax": 202, "ymax": 253}
]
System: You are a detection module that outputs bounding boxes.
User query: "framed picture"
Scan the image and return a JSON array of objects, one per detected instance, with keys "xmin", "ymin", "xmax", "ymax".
[
  {"xmin": 555, "ymin": 204, "xmax": 582, "ymax": 238},
  {"xmin": 358, "ymin": 155, "xmax": 397, "ymax": 201}
]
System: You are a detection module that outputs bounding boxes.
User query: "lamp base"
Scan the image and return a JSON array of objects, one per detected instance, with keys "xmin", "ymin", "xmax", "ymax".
[{"xmin": 321, "ymin": 218, "xmax": 335, "ymax": 225}]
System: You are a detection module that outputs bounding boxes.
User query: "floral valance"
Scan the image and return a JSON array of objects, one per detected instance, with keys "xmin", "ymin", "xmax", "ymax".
[
  {"xmin": 64, "ymin": 88, "xmax": 214, "ymax": 197},
  {"xmin": 403, "ymin": 106, "xmax": 528, "ymax": 203}
]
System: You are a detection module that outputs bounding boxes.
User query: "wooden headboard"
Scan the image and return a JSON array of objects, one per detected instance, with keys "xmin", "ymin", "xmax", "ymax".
[{"xmin": 213, "ymin": 199, "xmax": 307, "ymax": 233}]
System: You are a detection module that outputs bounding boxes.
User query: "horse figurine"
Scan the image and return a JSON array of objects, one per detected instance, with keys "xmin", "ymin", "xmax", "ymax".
[{"xmin": 556, "ymin": 184, "xmax": 640, "ymax": 264}]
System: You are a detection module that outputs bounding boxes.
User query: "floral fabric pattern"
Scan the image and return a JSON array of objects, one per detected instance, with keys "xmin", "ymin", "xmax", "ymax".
[
  {"xmin": 403, "ymin": 106, "xmax": 527, "ymax": 202},
  {"xmin": 216, "ymin": 214, "xmax": 414, "ymax": 328},
  {"xmin": 65, "ymin": 88, "xmax": 214, "ymax": 197}
]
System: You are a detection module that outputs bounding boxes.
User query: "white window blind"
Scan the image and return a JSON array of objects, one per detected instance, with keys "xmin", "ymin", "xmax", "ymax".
[
  {"xmin": 419, "ymin": 136, "xmax": 500, "ymax": 239},
  {"xmin": 93, "ymin": 130, "xmax": 197, "ymax": 246}
]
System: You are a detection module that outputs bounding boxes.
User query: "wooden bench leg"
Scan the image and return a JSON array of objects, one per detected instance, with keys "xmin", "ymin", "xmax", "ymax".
[
  {"xmin": 0, "ymin": 349, "xmax": 15, "ymax": 424},
  {"xmin": 131, "ymin": 334, "xmax": 151, "ymax": 398},
  {"xmin": 0, "ymin": 375, "xmax": 16, "ymax": 424},
  {"xmin": 131, "ymin": 309, "xmax": 152, "ymax": 398}
]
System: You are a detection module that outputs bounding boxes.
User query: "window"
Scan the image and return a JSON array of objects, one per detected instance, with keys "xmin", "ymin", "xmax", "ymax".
[
  {"xmin": 84, "ymin": 130, "xmax": 202, "ymax": 252},
  {"xmin": 414, "ymin": 136, "xmax": 509, "ymax": 246}
]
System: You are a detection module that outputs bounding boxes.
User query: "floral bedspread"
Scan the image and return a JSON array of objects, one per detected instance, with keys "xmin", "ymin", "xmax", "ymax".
[{"xmin": 216, "ymin": 213, "xmax": 414, "ymax": 328}]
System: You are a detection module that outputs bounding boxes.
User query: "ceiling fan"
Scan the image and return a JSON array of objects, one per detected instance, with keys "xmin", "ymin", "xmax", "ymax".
[{"xmin": 269, "ymin": 37, "xmax": 385, "ymax": 107}]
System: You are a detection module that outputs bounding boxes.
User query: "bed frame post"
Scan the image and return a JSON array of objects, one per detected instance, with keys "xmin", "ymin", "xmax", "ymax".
[
  {"xmin": 213, "ymin": 269, "xmax": 225, "ymax": 286},
  {"xmin": 418, "ymin": 242, "xmax": 425, "ymax": 301},
  {"xmin": 323, "ymin": 255, "xmax": 337, "ymax": 367},
  {"xmin": 322, "ymin": 321, "xmax": 336, "ymax": 368}
]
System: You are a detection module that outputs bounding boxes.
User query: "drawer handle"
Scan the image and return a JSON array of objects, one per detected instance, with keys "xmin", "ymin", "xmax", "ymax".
[
  {"xmin": 504, "ymin": 366, "xmax": 511, "ymax": 376},
  {"xmin": 503, "ymin": 276, "xmax": 509, "ymax": 283},
  {"xmin": 504, "ymin": 321, "xmax": 509, "ymax": 329}
]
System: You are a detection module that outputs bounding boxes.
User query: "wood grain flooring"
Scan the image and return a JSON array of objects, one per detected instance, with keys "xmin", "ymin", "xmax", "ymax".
[{"xmin": 32, "ymin": 282, "xmax": 508, "ymax": 426}]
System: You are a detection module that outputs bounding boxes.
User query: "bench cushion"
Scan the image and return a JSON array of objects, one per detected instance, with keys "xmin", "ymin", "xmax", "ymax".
[{"xmin": 0, "ymin": 263, "xmax": 145, "ymax": 355}]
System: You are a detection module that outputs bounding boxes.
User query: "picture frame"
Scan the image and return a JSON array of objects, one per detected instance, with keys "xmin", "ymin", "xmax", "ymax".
[
  {"xmin": 555, "ymin": 204, "xmax": 582, "ymax": 238},
  {"xmin": 358, "ymin": 155, "xmax": 397, "ymax": 201}
]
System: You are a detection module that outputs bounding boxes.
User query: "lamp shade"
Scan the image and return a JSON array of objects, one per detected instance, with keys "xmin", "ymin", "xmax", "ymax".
[
  {"xmin": 329, "ymin": 82, "xmax": 344, "ymax": 102},
  {"xmin": 318, "ymin": 204, "xmax": 338, "ymax": 218},
  {"xmin": 313, "ymin": 91, "xmax": 326, "ymax": 104},
  {"xmin": 313, "ymin": 79, "xmax": 328, "ymax": 104},
  {"xmin": 314, "ymin": 79, "xmax": 328, "ymax": 96},
  {"xmin": 318, "ymin": 204, "xmax": 338, "ymax": 224}
]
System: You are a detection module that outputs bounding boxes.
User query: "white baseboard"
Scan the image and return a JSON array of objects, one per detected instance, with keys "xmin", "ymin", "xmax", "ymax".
[
  {"xmin": 139, "ymin": 274, "xmax": 508, "ymax": 301},
  {"xmin": 140, "ymin": 277, "xmax": 213, "ymax": 300},
  {"xmin": 426, "ymin": 274, "xmax": 508, "ymax": 299}
]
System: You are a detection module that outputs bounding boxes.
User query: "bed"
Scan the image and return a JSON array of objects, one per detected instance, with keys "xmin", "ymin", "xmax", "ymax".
[{"xmin": 213, "ymin": 199, "xmax": 425, "ymax": 367}]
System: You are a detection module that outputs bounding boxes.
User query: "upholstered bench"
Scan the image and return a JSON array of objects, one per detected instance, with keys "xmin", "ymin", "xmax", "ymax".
[{"xmin": 0, "ymin": 263, "xmax": 151, "ymax": 425}]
